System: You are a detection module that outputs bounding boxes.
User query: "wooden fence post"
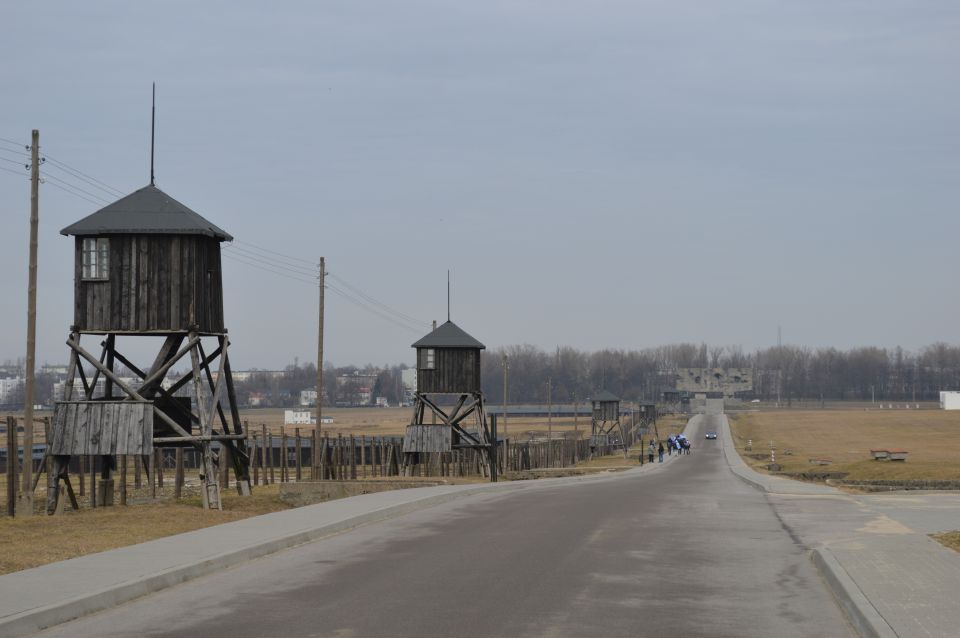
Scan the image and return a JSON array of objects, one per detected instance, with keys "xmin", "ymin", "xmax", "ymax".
[
  {"xmin": 90, "ymin": 455, "xmax": 97, "ymax": 508},
  {"xmin": 280, "ymin": 427, "xmax": 288, "ymax": 483},
  {"xmin": 360, "ymin": 435, "xmax": 367, "ymax": 478},
  {"xmin": 119, "ymin": 454, "xmax": 128, "ymax": 506},
  {"xmin": 156, "ymin": 449, "xmax": 164, "ymax": 488},
  {"xmin": 6, "ymin": 416, "xmax": 17, "ymax": 517},
  {"xmin": 349, "ymin": 434, "xmax": 356, "ymax": 480},
  {"xmin": 295, "ymin": 428, "xmax": 302, "ymax": 482},
  {"xmin": 251, "ymin": 434, "xmax": 259, "ymax": 486},
  {"xmin": 147, "ymin": 452, "xmax": 155, "ymax": 500},
  {"xmin": 269, "ymin": 432, "xmax": 275, "ymax": 485},
  {"xmin": 78, "ymin": 454, "xmax": 86, "ymax": 497},
  {"xmin": 174, "ymin": 447, "xmax": 184, "ymax": 499}
]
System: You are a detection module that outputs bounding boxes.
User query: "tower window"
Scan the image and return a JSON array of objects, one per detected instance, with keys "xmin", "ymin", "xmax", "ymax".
[
  {"xmin": 81, "ymin": 238, "xmax": 109, "ymax": 280},
  {"xmin": 419, "ymin": 348, "xmax": 436, "ymax": 370}
]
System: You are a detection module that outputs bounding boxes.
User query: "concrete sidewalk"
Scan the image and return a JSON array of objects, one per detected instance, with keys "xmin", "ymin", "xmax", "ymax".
[
  {"xmin": 720, "ymin": 414, "xmax": 960, "ymax": 638},
  {"xmin": 0, "ymin": 440, "xmax": 685, "ymax": 638}
]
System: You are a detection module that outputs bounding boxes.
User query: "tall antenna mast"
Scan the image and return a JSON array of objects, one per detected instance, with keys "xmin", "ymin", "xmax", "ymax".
[
  {"xmin": 150, "ymin": 82, "xmax": 156, "ymax": 185},
  {"xmin": 447, "ymin": 270, "xmax": 450, "ymax": 322}
]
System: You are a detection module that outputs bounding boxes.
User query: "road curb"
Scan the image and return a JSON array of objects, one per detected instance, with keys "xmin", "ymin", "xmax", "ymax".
[
  {"xmin": 810, "ymin": 548, "xmax": 897, "ymax": 638},
  {"xmin": 718, "ymin": 414, "xmax": 772, "ymax": 492}
]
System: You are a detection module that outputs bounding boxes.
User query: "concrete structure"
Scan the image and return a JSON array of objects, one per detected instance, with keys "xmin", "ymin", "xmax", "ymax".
[
  {"xmin": 673, "ymin": 367, "xmax": 753, "ymax": 398},
  {"xmin": 940, "ymin": 391, "xmax": 960, "ymax": 410}
]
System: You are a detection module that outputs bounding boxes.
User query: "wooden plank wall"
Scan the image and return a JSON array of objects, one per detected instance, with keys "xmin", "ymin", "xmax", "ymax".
[
  {"xmin": 402, "ymin": 425, "xmax": 452, "ymax": 453},
  {"xmin": 74, "ymin": 235, "xmax": 224, "ymax": 333},
  {"xmin": 416, "ymin": 348, "xmax": 481, "ymax": 393},
  {"xmin": 50, "ymin": 401, "xmax": 153, "ymax": 455}
]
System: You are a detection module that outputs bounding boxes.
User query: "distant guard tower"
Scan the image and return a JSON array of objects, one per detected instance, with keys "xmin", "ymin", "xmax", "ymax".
[
  {"xmin": 590, "ymin": 390, "xmax": 628, "ymax": 458},
  {"xmin": 48, "ymin": 183, "xmax": 251, "ymax": 511},
  {"xmin": 403, "ymin": 321, "xmax": 494, "ymax": 477}
]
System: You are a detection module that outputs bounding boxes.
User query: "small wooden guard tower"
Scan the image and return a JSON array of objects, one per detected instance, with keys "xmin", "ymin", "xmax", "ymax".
[
  {"xmin": 403, "ymin": 321, "xmax": 493, "ymax": 477},
  {"xmin": 590, "ymin": 390, "xmax": 628, "ymax": 458},
  {"xmin": 48, "ymin": 184, "xmax": 251, "ymax": 511}
]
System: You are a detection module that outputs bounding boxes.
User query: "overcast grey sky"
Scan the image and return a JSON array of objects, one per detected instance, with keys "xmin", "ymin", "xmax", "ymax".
[{"xmin": 1, "ymin": 1, "xmax": 957, "ymax": 369}]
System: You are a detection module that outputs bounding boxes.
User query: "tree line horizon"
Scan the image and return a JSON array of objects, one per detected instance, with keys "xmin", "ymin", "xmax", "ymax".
[
  {"xmin": 4, "ymin": 341, "xmax": 959, "ymax": 409},
  {"xmin": 238, "ymin": 341, "xmax": 960, "ymax": 407}
]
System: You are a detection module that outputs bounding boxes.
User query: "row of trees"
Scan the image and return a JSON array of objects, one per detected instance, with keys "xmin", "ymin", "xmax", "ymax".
[
  {"xmin": 5, "ymin": 342, "xmax": 959, "ymax": 409},
  {"xmin": 477, "ymin": 342, "xmax": 960, "ymax": 405},
  {"xmin": 235, "ymin": 341, "xmax": 960, "ymax": 408}
]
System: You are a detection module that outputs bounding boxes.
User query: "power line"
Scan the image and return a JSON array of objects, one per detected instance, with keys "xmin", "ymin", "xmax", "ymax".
[
  {"xmin": 0, "ymin": 165, "xmax": 29, "ymax": 178},
  {"xmin": 0, "ymin": 136, "xmax": 28, "ymax": 150},
  {"xmin": 0, "ymin": 155, "xmax": 29, "ymax": 168},
  {"xmin": 40, "ymin": 171, "xmax": 112, "ymax": 204},
  {"xmin": 40, "ymin": 154, "xmax": 125, "ymax": 198},
  {"xmin": 222, "ymin": 244, "xmax": 319, "ymax": 278},
  {"xmin": 232, "ymin": 239, "xmax": 318, "ymax": 267},
  {"xmin": 328, "ymin": 272, "xmax": 426, "ymax": 326},
  {"xmin": 41, "ymin": 179, "xmax": 103, "ymax": 206},
  {"xmin": 0, "ymin": 146, "xmax": 30, "ymax": 160},
  {"xmin": 223, "ymin": 242, "xmax": 319, "ymax": 275},
  {"xmin": 221, "ymin": 251, "xmax": 318, "ymax": 285},
  {"xmin": 326, "ymin": 283, "xmax": 425, "ymax": 334}
]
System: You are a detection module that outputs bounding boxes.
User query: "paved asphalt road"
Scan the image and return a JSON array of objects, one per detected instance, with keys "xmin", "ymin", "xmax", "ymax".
[{"xmin": 36, "ymin": 414, "xmax": 854, "ymax": 638}]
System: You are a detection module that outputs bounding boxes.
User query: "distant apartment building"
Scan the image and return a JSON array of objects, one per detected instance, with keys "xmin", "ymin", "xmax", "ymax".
[
  {"xmin": 336, "ymin": 371, "xmax": 378, "ymax": 406},
  {"xmin": 400, "ymin": 368, "xmax": 417, "ymax": 404},
  {"xmin": 0, "ymin": 377, "xmax": 24, "ymax": 406},
  {"xmin": 300, "ymin": 389, "xmax": 317, "ymax": 406},
  {"xmin": 247, "ymin": 392, "xmax": 268, "ymax": 407}
]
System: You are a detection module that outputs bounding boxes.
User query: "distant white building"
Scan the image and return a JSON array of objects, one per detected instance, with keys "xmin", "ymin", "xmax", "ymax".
[
  {"xmin": 940, "ymin": 391, "xmax": 960, "ymax": 410},
  {"xmin": 284, "ymin": 409, "xmax": 316, "ymax": 425},
  {"xmin": 401, "ymin": 368, "xmax": 417, "ymax": 403},
  {"xmin": 0, "ymin": 378, "xmax": 23, "ymax": 405},
  {"xmin": 300, "ymin": 389, "xmax": 317, "ymax": 406}
]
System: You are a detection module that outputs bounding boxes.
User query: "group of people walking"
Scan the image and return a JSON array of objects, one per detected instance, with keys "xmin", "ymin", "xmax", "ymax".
[{"xmin": 645, "ymin": 433, "xmax": 690, "ymax": 464}]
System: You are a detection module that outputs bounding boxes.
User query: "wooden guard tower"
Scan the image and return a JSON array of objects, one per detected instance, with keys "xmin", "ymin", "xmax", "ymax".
[
  {"xmin": 590, "ymin": 390, "xmax": 628, "ymax": 457},
  {"xmin": 48, "ymin": 184, "xmax": 251, "ymax": 511},
  {"xmin": 403, "ymin": 321, "xmax": 493, "ymax": 477}
]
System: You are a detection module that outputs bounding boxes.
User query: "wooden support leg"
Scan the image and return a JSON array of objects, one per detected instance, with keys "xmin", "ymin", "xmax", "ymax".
[
  {"xmin": 189, "ymin": 333, "xmax": 221, "ymax": 510},
  {"xmin": 119, "ymin": 455, "xmax": 127, "ymax": 506},
  {"xmin": 175, "ymin": 448, "xmax": 184, "ymax": 499}
]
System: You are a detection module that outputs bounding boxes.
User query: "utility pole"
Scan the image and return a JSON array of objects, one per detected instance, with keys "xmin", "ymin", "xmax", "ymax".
[
  {"xmin": 573, "ymin": 393, "xmax": 578, "ymax": 434},
  {"xmin": 502, "ymin": 354, "xmax": 508, "ymax": 440},
  {"xmin": 547, "ymin": 378, "xmax": 552, "ymax": 441},
  {"xmin": 315, "ymin": 257, "xmax": 325, "ymax": 439},
  {"xmin": 776, "ymin": 324, "xmax": 782, "ymax": 408},
  {"xmin": 21, "ymin": 129, "xmax": 39, "ymax": 514},
  {"xmin": 913, "ymin": 360, "xmax": 918, "ymax": 403}
]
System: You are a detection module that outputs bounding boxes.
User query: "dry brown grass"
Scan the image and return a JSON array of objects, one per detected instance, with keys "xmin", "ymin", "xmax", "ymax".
[
  {"xmin": 931, "ymin": 531, "xmax": 960, "ymax": 553},
  {"xmin": 0, "ymin": 485, "xmax": 290, "ymax": 575},
  {"xmin": 240, "ymin": 406, "xmax": 688, "ymax": 440},
  {"xmin": 728, "ymin": 410, "xmax": 960, "ymax": 481}
]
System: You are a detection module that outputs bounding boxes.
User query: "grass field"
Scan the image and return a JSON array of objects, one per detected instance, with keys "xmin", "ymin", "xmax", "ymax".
[
  {"xmin": 727, "ymin": 409, "xmax": 960, "ymax": 482},
  {"xmin": 0, "ymin": 485, "xmax": 292, "ymax": 575},
  {"xmin": 239, "ymin": 407, "xmax": 687, "ymax": 441}
]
